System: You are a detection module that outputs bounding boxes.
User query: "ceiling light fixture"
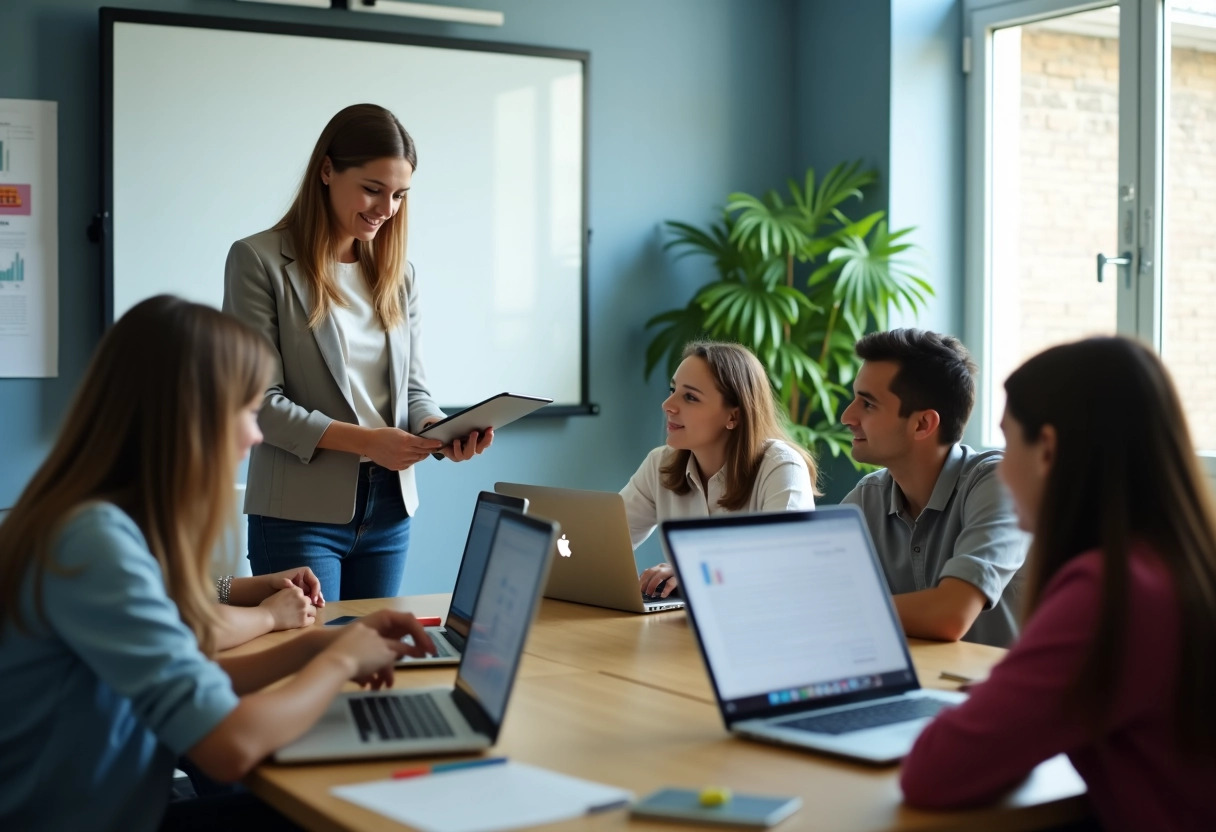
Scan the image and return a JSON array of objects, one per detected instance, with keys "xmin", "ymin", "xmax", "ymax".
[{"xmin": 234, "ymin": 0, "xmax": 505, "ymax": 27}]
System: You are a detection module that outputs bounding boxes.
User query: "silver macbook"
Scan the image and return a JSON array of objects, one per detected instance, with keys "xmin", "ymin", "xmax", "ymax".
[
  {"xmin": 660, "ymin": 506, "xmax": 965, "ymax": 765},
  {"xmin": 398, "ymin": 491, "xmax": 528, "ymax": 667},
  {"xmin": 275, "ymin": 511, "xmax": 559, "ymax": 763},
  {"xmin": 494, "ymin": 482, "xmax": 684, "ymax": 614}
]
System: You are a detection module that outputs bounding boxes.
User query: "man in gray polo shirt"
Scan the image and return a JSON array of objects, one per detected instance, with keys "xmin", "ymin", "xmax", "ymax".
[{"xmin": 840, "ymin": 329, "xmax": 1026, "ymax": 647}]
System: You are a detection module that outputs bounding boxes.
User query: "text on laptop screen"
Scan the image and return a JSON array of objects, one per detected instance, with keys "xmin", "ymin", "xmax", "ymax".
[
  {"xmin": 450, "ymin": 501, "xmax": 514, "ymax": 621},
  {"xmin": 458, "ymin": 515, "xmax": 548, "ymax": 723},
  {"xmin": 668, "ymin": 515, "xmax": 913, "ymax": 706}
]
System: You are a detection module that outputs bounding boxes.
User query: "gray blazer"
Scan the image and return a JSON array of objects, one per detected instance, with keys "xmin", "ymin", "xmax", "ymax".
[{"xmin": 223, "ymin": 228, "xmax": 443, "ymax": 524}]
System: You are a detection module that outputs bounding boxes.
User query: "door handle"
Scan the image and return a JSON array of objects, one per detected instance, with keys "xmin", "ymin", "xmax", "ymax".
[{"xmin": 1096, "ymin": 251, "xmax": 1132, "ymax": 286}]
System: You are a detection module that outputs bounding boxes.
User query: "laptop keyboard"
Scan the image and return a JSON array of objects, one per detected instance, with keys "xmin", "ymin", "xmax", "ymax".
[
  {"xmin": 398, "ymin": 632, "xmax": 458, "ymax": 661},
  {"xmin": 779, "ymin": 697, "xmax": 949, "ymax": 736},
  {"xmin": 430, "ymin": 637, "xmax": 457, "ymax": 658},
  {"xmin": 349, "ymin": 695, "xmax": 455, "ymax": 742}
]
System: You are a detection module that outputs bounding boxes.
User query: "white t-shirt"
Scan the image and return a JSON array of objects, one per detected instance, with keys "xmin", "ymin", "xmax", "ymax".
[
  {"xmin": 619, "ymin": 438, "xmax": 816, "ymax": 548},
  {"xmin": 330, "ymin": 261, "xmax": 392, "ymax": 440}
]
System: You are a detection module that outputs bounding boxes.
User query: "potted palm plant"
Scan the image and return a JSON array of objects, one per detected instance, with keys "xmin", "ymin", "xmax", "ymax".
[{"xmin": 644, "ymin": 161, "xmax": 933, "ymax": 468}]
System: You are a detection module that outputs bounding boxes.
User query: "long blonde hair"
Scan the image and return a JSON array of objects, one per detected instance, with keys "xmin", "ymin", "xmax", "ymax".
[
  {"xmin": 0, "ymin": 296, "xmax": 273, "ymax": 656},
  {"xmin": 277, "ymin": 103, "xmax": 416, "ymax": 331},
  {"xmin": 660, "ymin": 341, "xmax": 820, "ymax": 509}
]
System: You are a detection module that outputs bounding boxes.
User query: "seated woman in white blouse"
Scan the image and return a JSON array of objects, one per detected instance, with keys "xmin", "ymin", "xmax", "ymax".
[{"xmin": 631, "ymin": 341, "xmax": 819, "ymax": 598}]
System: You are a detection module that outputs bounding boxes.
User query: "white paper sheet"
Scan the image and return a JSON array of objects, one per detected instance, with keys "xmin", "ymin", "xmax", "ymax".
[
  {"xmin": 0, "ymin": 99, "xmax": 57, "ymax": 378},
  {"xmin": 332, "ymin": 761, "xmax": 633, "ymax": 832}
]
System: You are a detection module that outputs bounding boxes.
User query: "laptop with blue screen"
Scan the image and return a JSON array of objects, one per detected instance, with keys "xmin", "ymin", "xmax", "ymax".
[
  {"xmin": 660, "ymin": 505, "xmax": 965, "ymax": 765},
  {"xmin": 275, "ymin": 511, "xmax": 559, "ymax": 762},
  {"xmin": 397, "ymin": 490, "xmax": 527, "ymax": 667}
]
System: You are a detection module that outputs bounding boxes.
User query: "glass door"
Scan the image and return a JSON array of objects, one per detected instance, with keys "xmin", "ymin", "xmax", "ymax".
[
  {"xmin": 964, "ymin": 0, "xmax": 1185, "ymax": 449},
  {"xmin": 983, "ymin": 3, "xmax": 1126, "ymax": 445},
  {"xmin": 1160, "ymin": 1, "xmax": 1216, "ymax": 454}
]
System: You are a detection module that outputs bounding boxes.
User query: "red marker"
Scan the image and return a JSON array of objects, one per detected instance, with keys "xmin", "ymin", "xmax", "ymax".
[
  {"xmin": 416, "ymin": 616, "xmax": 442, "ymax": 627},
  {"xmin": 392, "ymin": 757, "xmax": 507, "ymax": 779}
]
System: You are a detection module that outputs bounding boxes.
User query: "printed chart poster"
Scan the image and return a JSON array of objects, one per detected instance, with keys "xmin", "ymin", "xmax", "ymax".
[{"xmin": 0, "ymin": 99, "xmax": 58, "ymax": 377}]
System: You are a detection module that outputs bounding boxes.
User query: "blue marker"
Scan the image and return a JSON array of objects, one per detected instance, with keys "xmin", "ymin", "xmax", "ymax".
[{"xmin": 430, "ymin": 756, "xmax": 509, "ymax": 774}]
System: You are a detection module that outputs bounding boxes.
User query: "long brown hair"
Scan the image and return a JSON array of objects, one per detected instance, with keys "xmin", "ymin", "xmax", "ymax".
[
  {"xmin": 1005, "ymin": 336, "xmax": 1216, "ymax": 758},
  {"xmin": 660, "ymin": 341, "xmax": 819, "ymax": 509},
  {"xmin": 277, "ymin": 103, "xmax": 417, "ymax": 330},
  {"xmin": 0, "ymin": 296, "xmax": 273, "ymax": 656}
]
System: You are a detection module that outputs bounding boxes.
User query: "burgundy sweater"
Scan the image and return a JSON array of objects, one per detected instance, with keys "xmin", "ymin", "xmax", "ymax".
[{"xmin": 901, "ymin": 548, "xmax": 1216, "ymax": 831}]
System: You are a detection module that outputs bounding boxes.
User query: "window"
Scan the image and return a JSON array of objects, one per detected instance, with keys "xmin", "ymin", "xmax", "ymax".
[{"xmin": 965, "ymin": 0, "xmax": 1216, "ymax": 460}]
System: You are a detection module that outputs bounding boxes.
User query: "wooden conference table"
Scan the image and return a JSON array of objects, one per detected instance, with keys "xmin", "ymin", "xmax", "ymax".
[{"xmin": 236, "ymin": 595, "xmax": 1090, "ymax": 832}]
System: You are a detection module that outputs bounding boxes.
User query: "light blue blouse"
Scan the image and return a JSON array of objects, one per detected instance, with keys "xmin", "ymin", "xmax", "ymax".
[{"xmin": 0, "ymin": 502, "xmax": 239, "ymax": 831}]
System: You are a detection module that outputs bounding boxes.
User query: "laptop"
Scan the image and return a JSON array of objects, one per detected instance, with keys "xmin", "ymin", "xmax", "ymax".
[
  {"xmin": 660, "ymin": 505, "xmax": 965, "ymax": 765},
  {"xmin": 494, "ymin": 482, "xmax": 684, "ymax": 613},
  {"xmin": 275, "ymin": 511, "xmax": 559, "ymax": 763},
  {"xmin": 398, "ymin": 491, "xmax": 528, "ymax": 667}
]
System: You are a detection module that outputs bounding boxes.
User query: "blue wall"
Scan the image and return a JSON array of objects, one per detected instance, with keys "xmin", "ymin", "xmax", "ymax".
[
  {"xmin": 794, "ymin": 0, "xmax": 892, "ymax": 212},
  {"xmin": 794, "ymin": 0, "xmax": 963, "ymax": 339},
  {"xmin": 0, "ymin": 0, "xmax": 798, "ymax": 591},
  {"xmin": 0, "ymin": 0, "xmax": 964, "ymax": 593},
  {"xmin": 889, "ymin": 0, "xmax": 965, "ymax": 338},
  {"xmin": 791, "ymin": 0, "xmax": 964, "ymax": 502}
]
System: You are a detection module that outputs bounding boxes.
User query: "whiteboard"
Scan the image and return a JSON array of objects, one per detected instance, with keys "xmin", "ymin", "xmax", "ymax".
[{"xmin": 102, "ymin": 10, "xmax": 589, "ymax": 411}]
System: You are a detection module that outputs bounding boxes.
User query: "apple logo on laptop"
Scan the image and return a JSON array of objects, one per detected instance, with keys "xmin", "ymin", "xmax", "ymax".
[{"xmin": 557, "ymin": 535, "xmax": 572, "ymax": 557}]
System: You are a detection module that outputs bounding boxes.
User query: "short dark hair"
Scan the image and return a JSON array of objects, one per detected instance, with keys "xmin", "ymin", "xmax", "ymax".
[{"xmin": 854, "ymin": 328, "xmax": 977, "ymax": 445}]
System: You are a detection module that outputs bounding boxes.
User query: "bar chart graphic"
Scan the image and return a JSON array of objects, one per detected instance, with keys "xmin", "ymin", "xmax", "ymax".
[{"xmin": 0, "ymin": 251, "xmax": 24, "ymax": 282}]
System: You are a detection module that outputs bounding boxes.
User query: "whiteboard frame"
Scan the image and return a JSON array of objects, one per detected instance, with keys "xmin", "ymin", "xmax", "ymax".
[{"xmin": 98, "ymin": 7, "xmax": 595, "ymax": 417}]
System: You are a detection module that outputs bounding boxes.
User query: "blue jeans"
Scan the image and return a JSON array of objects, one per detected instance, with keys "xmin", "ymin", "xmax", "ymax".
[{"xmin": 247, "ymin": 462, "xmax": 411, "ymax": 600}]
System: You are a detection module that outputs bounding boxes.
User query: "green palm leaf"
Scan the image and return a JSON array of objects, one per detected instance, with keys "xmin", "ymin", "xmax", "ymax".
[
  {"xmin": 828, "ymin": 221, "xmax": 932, "ymax": 329},
  {"xmin": 643, "ymin": 301, "xmax": 707, "ymax": 381},
  {"xmin": 644, "ymin": 162, "xmax": 929, "ymax": 471}
]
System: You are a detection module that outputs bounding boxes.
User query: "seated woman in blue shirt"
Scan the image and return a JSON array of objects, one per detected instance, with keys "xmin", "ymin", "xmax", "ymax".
[{"xmin": 0, "ymin": 296, "xmax": 435, "ymax": 832}]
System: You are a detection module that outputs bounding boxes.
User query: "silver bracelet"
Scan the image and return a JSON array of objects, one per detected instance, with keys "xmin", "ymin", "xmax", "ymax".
[{"xmin": 216, "ymin": 574, "xmax": 233, "ymax": 605}]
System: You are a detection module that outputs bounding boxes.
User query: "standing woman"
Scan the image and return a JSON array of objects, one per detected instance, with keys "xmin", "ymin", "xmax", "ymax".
[
  {"xmin": 633, "ymin": 341, "xmax": 819, "ymax": 598},
  {"xmin": 901, "ymin": 337, "xmax": 1216, "ymax": 831},
  {"xmin": 225, "ymin": 104, "xmax": 491, "ymax": 601}
]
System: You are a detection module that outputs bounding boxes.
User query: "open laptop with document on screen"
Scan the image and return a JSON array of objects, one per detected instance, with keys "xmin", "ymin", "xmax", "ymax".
[
  {"xmin": 275, "ymin": 511, "xmax": 559, "ymax": 763},
  {"xmin": 494, "ymin": 482, "xmax": 683, "ymax": 613},
  {"xmin": 660, "ymin": 505, "xmax": 964, "ymax": 765},
  {"xmin": 396, "ymin": 490, "xmax": 527, "ymax": 667}
]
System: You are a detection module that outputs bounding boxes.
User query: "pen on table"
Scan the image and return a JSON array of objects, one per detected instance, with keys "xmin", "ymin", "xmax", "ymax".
[
  {"xmin": 938, "ymin": 670, "xmax": 975, "ymax": 684},
  {"xmin": 392, "ymin": 756, "xmax": 508, "ymax": 779},
  {"xmin": 587, "ymin": 798, "xmax": 632, "ymax": 814}
]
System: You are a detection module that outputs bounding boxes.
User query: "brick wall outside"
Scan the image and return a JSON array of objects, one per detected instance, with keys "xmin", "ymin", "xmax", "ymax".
[{"xmin": 1000, "ymin": 27, "xmax": 1216, "ymax": 449}]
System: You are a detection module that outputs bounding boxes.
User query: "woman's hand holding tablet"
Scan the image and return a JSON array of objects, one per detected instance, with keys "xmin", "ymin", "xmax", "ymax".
[{"xmin": 418, "ymin": 393, "xmax": 553, "ymax": 445}]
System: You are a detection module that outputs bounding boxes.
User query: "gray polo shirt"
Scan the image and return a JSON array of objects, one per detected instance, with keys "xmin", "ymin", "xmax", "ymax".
[{"xmin": 841, "ymin": 443, "xmax": 1028, "ymax": 647}]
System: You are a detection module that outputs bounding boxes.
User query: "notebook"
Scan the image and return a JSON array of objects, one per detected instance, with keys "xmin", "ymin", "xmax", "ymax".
[
  {"xmin": 660, "ymin": 505, "xmax": 965, "ymax": 764},
  {"xmin": 494, "ymin": 482, "xmax": 684, "ymax": 614},
  {"xmin": 333, "ymin": 761, "xmax": 632, "ymax": 832},
  {"xmin": 275, "ymin": 511, "xmax": 559, "ymax": 762},
  {"xmin": 399, "ymin": 490, "xmax": 528, "ymax": 667}
]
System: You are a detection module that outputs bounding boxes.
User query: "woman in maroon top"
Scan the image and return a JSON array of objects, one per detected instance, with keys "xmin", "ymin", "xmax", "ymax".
[{"xmin": 901, "ymin": 337, "xmax": 1216, "ymax": 832}]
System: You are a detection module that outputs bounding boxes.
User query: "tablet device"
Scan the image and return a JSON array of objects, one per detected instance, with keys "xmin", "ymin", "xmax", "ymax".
[
  {"xmin": 418, "ymin": 393, "xmax": 553, "ymax": 444},
  {"xmin": 630, "ymin": 789, "xmax": 801, "ymax": 828}
]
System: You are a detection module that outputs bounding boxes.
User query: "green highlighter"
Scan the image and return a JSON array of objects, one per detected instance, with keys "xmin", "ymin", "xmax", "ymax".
[{"xmin": 630, "ymin": 788, "xmax": 802, "ymax": 828}]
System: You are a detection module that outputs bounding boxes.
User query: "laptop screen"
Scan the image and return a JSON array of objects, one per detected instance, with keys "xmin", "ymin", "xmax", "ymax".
[
  {"xmin": 663, "ymin": 509, "xmax": 917, "ymax": 720},
  {"xmin": 449, "ymin": 495, "xmax": 523, "ymax": 623},
  {"xmin": 456, "ymin": 513, "xmax": 552, "ymax": 725}
]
